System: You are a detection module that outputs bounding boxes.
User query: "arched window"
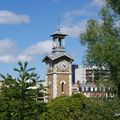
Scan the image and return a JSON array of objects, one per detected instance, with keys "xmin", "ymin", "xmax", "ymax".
[
  {"xmin": 62, "ymin": 82, "xmax": 64, "ymax": 92},
  {"xmin": 60, "ymin": 81, "xmax": 66, "ymax": 94}
]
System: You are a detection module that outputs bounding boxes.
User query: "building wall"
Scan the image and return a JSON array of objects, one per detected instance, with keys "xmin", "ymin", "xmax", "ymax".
[
  {"xmin": 72, "ymin": 65, "xmax": 78, "ymax": 84},
  {"xmin": 75, "ymin": 66, "xmax": 110, "ymax": 84},
  {"xmin": 47, "ymin": 75, "xmax": 53, "ymax": 100},
  {"xmin": 75, "ymin": 68, "xmax": 87, "ymax": 83},
  {"xmin": 47, "ymin": 58, "xmax": 72, "ymax": 100},
  {"xmin": 57, "ymin": 74, "xmax": 69, "ymax": 96}
]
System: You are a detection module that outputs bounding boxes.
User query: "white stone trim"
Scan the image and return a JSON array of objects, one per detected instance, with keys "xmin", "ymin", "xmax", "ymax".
[
  {"xmin": 69, "ymin": 64, "xmax": 71, "ymax": 72},
  {"xmin": 46, "ymin": 75, "xmax": 48, "ymax": 83},
  {"xmin": 53, "ymin": 74, "xmax": 57, "ymax": 98},
  {"xmin": 60, "ymin": 80, "xmax": 66, "ymax": 84},
  {"xmin": 47, "ymin": 72, "xmax": 72, "ymax": 75},
  {"xmin": 69, "ymin": 74, "xmax": 72, "ymax": 96}
]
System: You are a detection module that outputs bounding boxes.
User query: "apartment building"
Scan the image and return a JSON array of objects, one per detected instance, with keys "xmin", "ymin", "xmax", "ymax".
[{"xmin": 72, "ymin": 65, "xmax": 110, "ymax": 84}]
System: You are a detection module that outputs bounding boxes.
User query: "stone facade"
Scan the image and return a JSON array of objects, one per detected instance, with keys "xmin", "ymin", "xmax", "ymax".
[
  {"xmin": 57, "ymin": 74, "xmax": 69, "ymax": 96},
  {"xmin": 43, "ymin": 31, "xmax": 73, "ymax": 101},
  {"xmin": 46, "ymin": 58, "xmax": 72, "ymax": 101},
  {"xmin": 47, "ymin": 75, "xmax": 53, "ymax": 100}
]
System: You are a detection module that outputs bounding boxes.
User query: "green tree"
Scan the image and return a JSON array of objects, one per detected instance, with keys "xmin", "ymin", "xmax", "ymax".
[
  {"xmin": 0, "ymin": 62, "xmax": 46, "ymax": 120},
  {"xmin": 41, "ymin": 94, "xmax": 118, "ymax": 120},
  {"xmin": 106, "ymin": 0, "xmax": 120, "ymax": 14},
  {"xmin": 80, "ymin": 7, "xmax": 120, "ymax": 96}
]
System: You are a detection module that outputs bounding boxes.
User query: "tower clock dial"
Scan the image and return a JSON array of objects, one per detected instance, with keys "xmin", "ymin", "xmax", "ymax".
[{"xmin": 58, "ymin": 60, "xmax": 68, "ymax": 70}]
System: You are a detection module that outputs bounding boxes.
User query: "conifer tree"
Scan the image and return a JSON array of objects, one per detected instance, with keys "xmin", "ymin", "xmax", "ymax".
[{"xmin": 0, "ymin": 62, "xmax": 46, "ymax": 120}]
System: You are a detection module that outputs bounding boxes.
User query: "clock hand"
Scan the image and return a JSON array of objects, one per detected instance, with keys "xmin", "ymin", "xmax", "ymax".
[{"xmin": 63, "ymin": 64, "xmax": 66, "ymax": 67}]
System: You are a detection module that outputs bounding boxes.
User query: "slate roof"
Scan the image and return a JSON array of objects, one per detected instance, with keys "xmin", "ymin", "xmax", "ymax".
[
  {"xmin": 51, "ymin": 30, "xmax": 68, "ymax": 37},
  {"xmin": 42, "ymin": 52, "xmax": 74, "ymax": 62}
]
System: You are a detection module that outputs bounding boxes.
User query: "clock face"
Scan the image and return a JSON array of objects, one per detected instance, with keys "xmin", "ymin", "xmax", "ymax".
[{"xmin": 58, "ymin": 60, "xmax": 68, "ymax": 71}]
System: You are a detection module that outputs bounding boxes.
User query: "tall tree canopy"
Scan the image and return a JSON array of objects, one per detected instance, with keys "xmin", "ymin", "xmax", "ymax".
[
  {"xmin": 0, "ymin": 62, "xmax": 46, "ymax": 120},
  {"xmin": 41, "ymin": 94, "xmax": 120, "ymax": 120},
  {"xmin": 106, "ymin": 0, "xmax": 120, "ymax": 14},
  {"xmin": 81, "ymin": 7, "xmax": 120, "ymax": 96}
]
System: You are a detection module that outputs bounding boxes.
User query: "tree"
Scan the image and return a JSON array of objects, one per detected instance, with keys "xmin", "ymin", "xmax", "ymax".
[
  {"xmin": 0, "ymin": 62, "xmax": 46, "ymax": 120},
  {"xmin": 106, "ymin": 0, "xmax": 120, "ymax": 14},
  {"xmin": 80, "ymin": 7, "xmax": 120, "ymax": 96},
  {"xmin": 41, "ymin": 94, "xmax": 118, "ymax": 120},
  {"xmin": 41, "ymin": 94, "xmax": 86, "ymax": 120}
]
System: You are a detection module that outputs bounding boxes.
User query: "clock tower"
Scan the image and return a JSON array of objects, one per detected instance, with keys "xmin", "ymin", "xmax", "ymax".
[{"xmin": 43, "ymin": 30, "xmax": 73, "ymax": 101}]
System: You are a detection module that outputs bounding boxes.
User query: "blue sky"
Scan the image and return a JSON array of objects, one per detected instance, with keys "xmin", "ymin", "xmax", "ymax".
[{"xmin": 0, "ymin": 0, "xmax": 105, "ymax": 79}]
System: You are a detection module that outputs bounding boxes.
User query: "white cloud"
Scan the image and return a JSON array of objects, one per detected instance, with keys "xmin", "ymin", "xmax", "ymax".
[
  {"xmin": 17, "ymin": 40, "xmax": 52, "ymax": 62},
  {"xmin": 24, "ymin": 40, "xmax": 52, "ymax": 55},
  {"xmin": 63, "ymin": 9, "xmax": 93, "ymax": 19},
  {"xmin": 0, "ymin": 54, "xmax": 32, "ymax": 63},
  {"xmin": 0, "ymin": 39, "xmax": 15, "ymax": 50},
  {"xmin": 61, "ymin": 8, "xmax": 89, "ymax": 38},
  {"xmin": 60, "ymin": 0, "xmax": 105, "ymax": 38},
  {"xmin": 0, "ymin": 39, "xmax": 53, "ymax": 63},
  {"xmin": 17, "ymin": 54, "xmax": 32, "ymax": 62},
  {"xmin": 0, "ymin": 39, "xmax": 30, "ymax": 63},
  {"xmin": 0, "ymin": 10, "xmax": 30, "ymax": 24},
  {"xmin": 17, "ymin": 40, "xmax": 53, "ymax": 63},
  {"xmin": 0, "ymin": 39, "xmax": 16, "ymax": 55},
  {"xmin": 91, "ymin": 0, "xmax": 105, "ymax": 7},
  {"xmin": 0, "ymin": 39, "xmax": 18, "ymax": 63},
  {"xmin": 0, "ymin": 55, "xmax": 16, "ymax": 63},
  {"xmin": 61, "ymin": 19, "xmax": 87, "ymax": 38},
  {"xmin": 62, "ymin": 9, "xmax": 93, "ymax": 26},
  {"xmin": 60, "ymin": 2, "xmax": 99, "ymax": 38}
]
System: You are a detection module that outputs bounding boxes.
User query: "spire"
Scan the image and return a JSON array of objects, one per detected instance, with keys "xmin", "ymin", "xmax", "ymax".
[
  {"xmin": 57, "ymin": 16, "xmax": 60, "ymax": 32},
  {"xmin": 50, "ymin": 16, "xmax": 68, "ymax": 54}
]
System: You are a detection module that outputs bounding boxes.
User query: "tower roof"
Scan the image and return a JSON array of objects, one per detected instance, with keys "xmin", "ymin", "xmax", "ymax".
[
  {"xmin": 51, "ymin": 30, "xmax": 68, "ymax": 39},
  {"xmin": 42, "ymin": 53, "xmax": 74, "ymax": 62}
]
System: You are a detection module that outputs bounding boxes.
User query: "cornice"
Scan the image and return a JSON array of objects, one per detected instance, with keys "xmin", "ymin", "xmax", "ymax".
[{"xmin": 46, "ymin": 72, "xmax": 72, "ymax": 75}]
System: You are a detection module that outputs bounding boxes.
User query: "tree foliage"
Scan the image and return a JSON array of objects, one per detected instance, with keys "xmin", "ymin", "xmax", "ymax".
[
  {"xmin": 41, "ymin": 94, "xmax": 120, "ymax": 120},
  {"xmin": 0, "ymin": 62, "xmax": 46, "ymax": 120},
  {"xmin": 106, "ymin": 0, "xmax": 120, "ymax": 14},
  {"xmin": 80, "ymin": 6, "xmax": 120, "ymax": 96}
]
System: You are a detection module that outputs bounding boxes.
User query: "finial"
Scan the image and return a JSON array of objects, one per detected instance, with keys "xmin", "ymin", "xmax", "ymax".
[{"xmin": 57, "ymin": 16, "xmax": 61, "ymax": 32}]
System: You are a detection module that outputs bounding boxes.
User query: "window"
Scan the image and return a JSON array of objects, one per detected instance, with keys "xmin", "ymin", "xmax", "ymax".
[
  {"xmin": 60, "ymin": 81, "xmax": 66, "ymax": 94},
  {"xmin": 62, "ymin": 82, "xmax": 64, "ymax": 92},
  {"xmin": 88, "ymin": 87, "xmax": 91, "ymax": 92}
]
